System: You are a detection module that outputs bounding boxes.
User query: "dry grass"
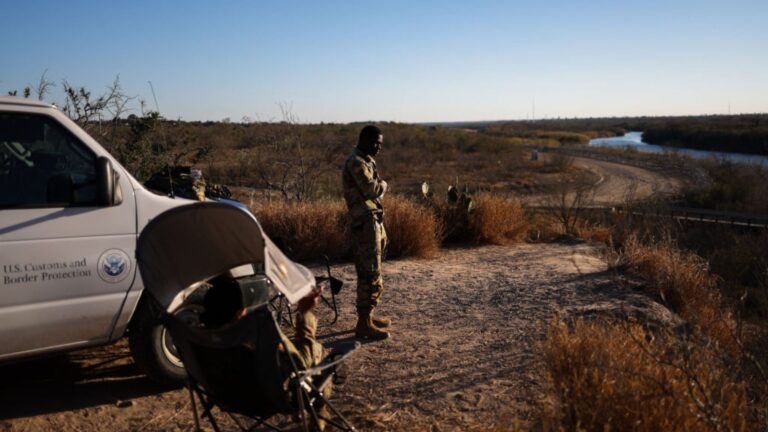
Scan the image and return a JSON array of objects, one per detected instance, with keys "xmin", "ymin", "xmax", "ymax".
[
  {"xmin": 573, "ymin": 222, "xmax": 613, "ymax": 244},
  {"xmin": 382, "ymin": 196, "xmax": 440, "ymax": 259},
  {"xmin": 251, "ymin": 196, "xmax": 440, "ymax": 262},
  {"xmin": 440, "ymin": 193, "xmax": 528, "ymax": 245},
  {"xmin": 539, "ymin": 153, "xmax": 575, "ymax": 174},
  {"xmin": 251, "ymin": 199, "xmax": 349, "ymax": 262},
  {"xmin": 524, "ymin": 212, "xmax": 613, "ymax": 244},
  {"xmin": 618, "ymin": 234, "xmax": 738, "ymax": 353},
  {"xmin": 543, "ymin": 319, "xmax": 749, "ymax": 432},
  {"xmin": 525, "ymin": 212, "xmax": 563, "ymax": 242},
  {"xmin": 468, "ymin": 194, "xmax": 528, "ymax": 244},
  {"xmin": 252, "ymin": 192, "xmax": 526, "ymax": 263}
]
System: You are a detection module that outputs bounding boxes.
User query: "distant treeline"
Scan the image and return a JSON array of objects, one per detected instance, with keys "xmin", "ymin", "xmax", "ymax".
[
  {"xmin": 640, "ymin": 116, "xmax": 768, "ymax": 155},
  {"xmin": 456, "ymin": 114, "xmax": 768, "ymax": 155},
  {"xmin": 481, "ymin": 126, "xmax": 622, "ymax": 146}
]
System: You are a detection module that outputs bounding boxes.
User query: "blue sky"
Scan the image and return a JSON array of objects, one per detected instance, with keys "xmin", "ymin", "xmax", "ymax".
[{"xmin": 2, "ymin": 0, "xmax": 766, "ymax": 123}]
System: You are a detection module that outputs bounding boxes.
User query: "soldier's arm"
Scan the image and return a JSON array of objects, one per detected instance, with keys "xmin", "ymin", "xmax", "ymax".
[
  {"xmin": 348, "ymin": 158, "xmax": 387, "ymax": 200},
  {"xmin": 294, "ymin": 310, "xmax": 317, "ymax": 341},
  {"xmin": 291, "ymin": 290, "xmax": 323, "ymax": 367}
]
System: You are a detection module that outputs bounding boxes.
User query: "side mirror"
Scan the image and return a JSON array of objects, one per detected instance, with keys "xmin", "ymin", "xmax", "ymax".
[{"xmin": 96, "ymin": 156, "xmax": 123, "ymax": 207}]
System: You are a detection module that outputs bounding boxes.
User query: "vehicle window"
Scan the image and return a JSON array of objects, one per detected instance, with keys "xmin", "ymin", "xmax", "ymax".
[{"xmin": 0, "ymin": 113, "xmax": 97, "ymax": 209}]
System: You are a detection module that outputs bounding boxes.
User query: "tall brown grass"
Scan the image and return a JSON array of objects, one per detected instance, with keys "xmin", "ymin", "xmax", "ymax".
[
  {"xmin": 618, "ymin": 234, "xmax": 737, "ymax": 353},
  {"xmin": 440, "ymin": 194, "xmax": 528, "ymax": 245},
  {"xmin": 382, "ymin": 196, "xmax": 440, "ymax": 259},
  {"xmin": 544, "ymin": 319, "xmax": 748, "ymax": 432},
  {"xmin": 572, "ymin": 222, "xmax": 613, "ymax": 244},
  {"xmin": 251, "ymin": 200, "xmax": 349, "ymax": 262},
  {"xmin": 251, "ymin": 196, "xmax": 440, "ymax": 262},
  {"xmin": 252, "ymin": 194, "xmax": 528, "ymax": 262},
  {"xmin": 468, "ymin": 194, "xmax": 528, "ymax": 244}
]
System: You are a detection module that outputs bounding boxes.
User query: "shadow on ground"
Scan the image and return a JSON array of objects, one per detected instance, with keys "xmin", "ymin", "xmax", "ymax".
[{"xmin": 0, "ymin": 340, "xmax": 169, "ymax": 420}]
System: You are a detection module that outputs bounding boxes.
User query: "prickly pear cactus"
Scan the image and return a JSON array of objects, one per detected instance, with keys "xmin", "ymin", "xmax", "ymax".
[
  {"xmin": 460, "ymin": 194, "xmax": 473, "ymax": 213},
  {"xmin": 421, "ymin": 181, "xmax": 433, "ymax": 199},
  {"xmin": 448, "ymin": 179, "xmax": 473, "ymax": 215},
  {"xmin": 447, "ymin": 185, "xmax": 460, "ymax": 204},
  {"xmin": 422, "ymin": 179, "xmax": 472, "ymax": 215}
]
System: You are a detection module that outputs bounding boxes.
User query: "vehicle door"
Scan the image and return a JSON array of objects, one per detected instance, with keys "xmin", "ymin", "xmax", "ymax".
[{"xmin": 0, "ymin": 111, "xmax": 137, "ymax": 359}]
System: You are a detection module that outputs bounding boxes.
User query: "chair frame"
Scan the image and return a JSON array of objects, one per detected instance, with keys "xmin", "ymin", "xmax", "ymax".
[
  {"xmin": 164, "ymin": 303, "xmax": 358, "ymax": 432},
  {"xmin": 134, "ymin": 203, "xmax": 356, "ymax": 431},
  {"xmin": 271, "ymin": 258, "xmax": 344, "ymax": 329}
]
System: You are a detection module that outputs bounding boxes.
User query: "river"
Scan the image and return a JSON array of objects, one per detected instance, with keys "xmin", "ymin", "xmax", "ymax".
[{"xmin": 589, "ymin": 131, "xmax": 768, "ymax": 166}]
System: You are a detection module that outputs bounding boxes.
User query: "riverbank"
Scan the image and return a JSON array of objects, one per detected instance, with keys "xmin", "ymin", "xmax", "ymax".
[
  {"xmin": 590, "ymin": 131, "xmax": 768, "ymax": 166},
  {"xmin": 642, "ymin": 117, "xmax": 768, "ymax": 156}
]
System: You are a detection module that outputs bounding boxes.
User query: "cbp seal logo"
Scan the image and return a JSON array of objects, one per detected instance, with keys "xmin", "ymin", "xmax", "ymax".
[{"xmin": 97, "ymin": 249, "xmax": 131, "ymax": 283}]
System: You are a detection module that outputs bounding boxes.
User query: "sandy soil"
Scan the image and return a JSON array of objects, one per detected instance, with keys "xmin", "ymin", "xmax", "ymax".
[{"xmin": 0, "ymin": 242, "xmax": 679, "ymax": 432}]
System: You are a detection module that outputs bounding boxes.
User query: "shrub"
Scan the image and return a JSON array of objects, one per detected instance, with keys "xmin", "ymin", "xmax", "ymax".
[
  {"xmin": 467, "ymin": 194, "xmax": 528, "ymax": 244},
  {"xmin": 539, "ymin": 152, "xmax": 574, "ymax": 173},
  {"xmin": 252, "ymin": 197, "xmax": 440, "ymax": 262},
  {"xmin": 544, "ymin": 319, "xmax": 748, "ymax": 432},
  {"xmin": 573, "ymin": 222, "xmax": 613, "ymax": 244},
  {"xmin": 381, "ymin": 196, "xmax": 440, "ymax": 259},
  {"xmin": 438, "ymin": 193, "xmax": 528, "ymax": 245},
  {"xmin": 251, "ymin": 200, "xmax": 349, "ymax": 262},
  {"xmin": 683, "ymin": 160, "xmax": 768, "ymax": 214},
  {"xmin": 618, "ymin": 234, "xmax": 737, "ymax": 352}
]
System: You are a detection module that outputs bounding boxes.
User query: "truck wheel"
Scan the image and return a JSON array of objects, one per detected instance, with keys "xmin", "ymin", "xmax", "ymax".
[{"xmin": 128, "ymin": 298, "xmax": 196, "ymax": 387}]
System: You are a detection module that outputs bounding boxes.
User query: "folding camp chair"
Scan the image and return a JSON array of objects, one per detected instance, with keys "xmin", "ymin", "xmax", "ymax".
[
  {"xmin": 137, "ymin": 202, "xmax": 358, "ymax": 431},
  {"xmin": 272, "ymin": 258, "xmax": 344, "ymax": 329}
]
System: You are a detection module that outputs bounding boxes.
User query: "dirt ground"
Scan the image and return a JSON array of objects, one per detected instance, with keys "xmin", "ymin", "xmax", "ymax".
[{"xmin": 0, "ymin": 242, "xmax": 679, "ymax": 432}]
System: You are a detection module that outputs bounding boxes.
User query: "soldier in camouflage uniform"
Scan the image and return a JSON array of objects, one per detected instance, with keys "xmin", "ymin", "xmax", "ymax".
[
  {"xmin": 342, "ymin": 125, "xmax": 391, "ymax": 340},
  {"xmin": 288, "ymin": 288, "xmax": 325, "ymax": 368},
  {"xmin": 201, "ymin": 281, "xmax": 325, "ymax": 369},
  {"xmin": 201, "ymin": 283, "xmax": 331, "ymax": 429}
]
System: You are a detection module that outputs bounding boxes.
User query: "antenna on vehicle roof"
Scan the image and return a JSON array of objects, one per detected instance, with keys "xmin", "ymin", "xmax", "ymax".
[{"xmin": 165, "ymin": 165, "xmax": 175, "ymax": 198}]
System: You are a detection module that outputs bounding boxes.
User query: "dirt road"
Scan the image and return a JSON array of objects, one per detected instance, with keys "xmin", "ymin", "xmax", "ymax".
[
  {"xmin": 524, "ymin": 154, "xmax": 684, "ymax": 206},
  {"xmin": 572, "ymin": 156, "xmax": 682, "ymax": 205},
  {"xmin": 0, "ymin": 242, "xmax": 678, "ymax": 431}
]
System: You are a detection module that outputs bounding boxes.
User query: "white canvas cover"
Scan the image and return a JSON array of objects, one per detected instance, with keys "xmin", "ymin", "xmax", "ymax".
[{"xmin": 137, "ymin": 202, "xmax": 314, "ymax": 308}]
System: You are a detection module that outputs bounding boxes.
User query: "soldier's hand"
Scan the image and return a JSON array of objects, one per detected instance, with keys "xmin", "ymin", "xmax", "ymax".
[
  {"xmin": 297, "ymin": 285, "xmax": 324, "ymax": 313},
  {"xmin": 380, "ymin": 180, "xmax": 388, "ymax": 196}
]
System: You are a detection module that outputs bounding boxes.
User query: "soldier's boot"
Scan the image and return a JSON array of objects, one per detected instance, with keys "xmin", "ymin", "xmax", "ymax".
[
  {"xmin": 314, "ymin": 381, "xmax": 333, "ymax": 431},
  {"xmin": 370, "ymin": 313, "xmax": 391, "ymax": 328},
  {"xmin": 355, "ymin": 312, "xmax": 390, "ymax": 340},
  {"xmin": 315, "ymin": 402, "xmax": 330, "ymax": 431}
]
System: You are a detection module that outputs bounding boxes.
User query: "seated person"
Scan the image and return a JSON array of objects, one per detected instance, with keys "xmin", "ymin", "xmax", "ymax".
[
  {"xmin": 200, "ymin": 279, "xmax": 325, "ymax": 370},
  {"xmin": 200, "ymin": 280, "xmax": 332, "ymax": 429}
]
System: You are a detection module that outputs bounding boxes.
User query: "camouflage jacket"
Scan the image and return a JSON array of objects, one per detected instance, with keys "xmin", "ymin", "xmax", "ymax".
[
  {"xmin": 289, "ymin": 311, "xmax": 323, "ymax": 367},
  {"xmin": 342, "ymin": 148, "xmax": 387, "ymax": 226}
]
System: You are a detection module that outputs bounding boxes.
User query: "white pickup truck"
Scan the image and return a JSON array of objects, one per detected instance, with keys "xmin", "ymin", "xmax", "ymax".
[{"xmin": 0, "ymin": 96, "xmax": 230, "ymax": 385}]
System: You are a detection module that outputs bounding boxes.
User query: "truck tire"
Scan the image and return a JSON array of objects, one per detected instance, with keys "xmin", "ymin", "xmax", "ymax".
[{"xmin": 128, "ymin": 298, "xmax": 190, "ymax": 387}]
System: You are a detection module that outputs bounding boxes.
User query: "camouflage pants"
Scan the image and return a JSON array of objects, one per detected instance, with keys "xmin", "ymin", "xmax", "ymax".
[
  {"xmin": 283, "ymin": 311, "xmax": 331, "ymax": 408},
  {"xmin": 350, "ymin": 216, "xmax": 388, "ymax": 315}
]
